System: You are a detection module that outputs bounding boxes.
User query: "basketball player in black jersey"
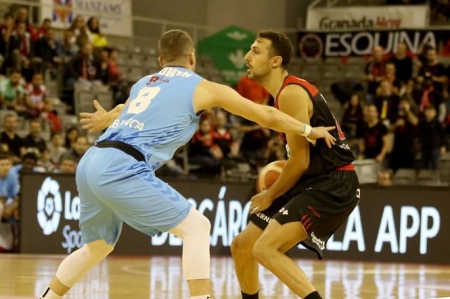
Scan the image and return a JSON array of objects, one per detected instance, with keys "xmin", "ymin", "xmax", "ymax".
[{"xmin": 230, "ymin": 31, "xmax": 360, "ymax": 299}]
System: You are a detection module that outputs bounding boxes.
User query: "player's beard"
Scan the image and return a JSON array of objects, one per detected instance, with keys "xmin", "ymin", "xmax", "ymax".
[{"xmin": 248, "ymin": 66, "xmax": 270, "ymax": 83}]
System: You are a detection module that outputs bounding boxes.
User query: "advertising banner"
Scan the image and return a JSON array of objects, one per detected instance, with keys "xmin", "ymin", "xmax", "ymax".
[
  {"xmin": 197, "ymin": 25, "xmax": 256, "ymax": 85},
  {"xmin": 297, "ymin": 29, "xmax": 450, "ymax": 59},
  {"xmin": 40, "ymin": 0, "xmax": 132, "ymax": 37},
  {"xmin": 306, "ymin": 5, "xmax": 429, "ymax": 31},
  {"xmin": 20, "ymin": 173, "xmax": 450, "ymax": 264}
]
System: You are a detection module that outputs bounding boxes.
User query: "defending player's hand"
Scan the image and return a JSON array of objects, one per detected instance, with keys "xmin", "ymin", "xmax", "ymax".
[
  {"xmin": 249, "ymin": 190, "xmax": 272, "ymax": 214},
  {"xmin": 309, "ymin": 126, "xmax": 336, "ymax": 148},
  {"xmin": 79, "ymin": 100, "xmax": 109, "ymax": 133}
]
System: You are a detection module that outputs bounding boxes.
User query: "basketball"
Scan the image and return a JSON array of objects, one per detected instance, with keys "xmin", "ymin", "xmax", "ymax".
[{"xmin": 256, "ymin": 160, "xmax": 287, "ymax": 192}]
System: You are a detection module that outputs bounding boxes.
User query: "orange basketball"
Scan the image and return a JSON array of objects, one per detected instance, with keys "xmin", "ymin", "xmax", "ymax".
[{"xmin": 256, "ymin": 160, "xmax": 287, "ymax": 192}]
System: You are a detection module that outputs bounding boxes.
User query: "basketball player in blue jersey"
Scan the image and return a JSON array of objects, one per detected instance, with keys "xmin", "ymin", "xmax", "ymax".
[
  {"xmin": 38, "ymin": 30, "xmax": 336, "ymax": 299},
  {"xmin": 231, "ymin": 31, "xmax": 359, "ymax": 299}
]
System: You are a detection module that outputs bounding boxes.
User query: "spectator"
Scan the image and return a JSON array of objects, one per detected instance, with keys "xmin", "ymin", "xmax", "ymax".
[
  {"xmin": 47, "ymin": 132, "xmax": 66, "ymax": 164},
  {"xmin": 0, "ymin": 113, "xmax": 24, "ymax": 162},
  {"xmin": 0, "ymin": 153, "xmax": 19, "ymax": 252},
  {"xmin": 419, "ymin": 105, "xmax": 447, "ymax": 170},
  {"xmin": 65, "ymin": 42, "xmax": 101, "ymax": 86},
  {"xmin": 8, "ymin": 21, "xmax": 34, "ymax": 77},
  {"xmin": 365, "ymin": 46, "xmax": 386, "ymax": 103},
  {"xmin": 417, "ymin": 47, "xmax": 447, "ymax": 92},
  {"xmin": 341, "ymin": 93, "xmax": 364, "ymax": 149},
  {"xmin": 68, "ymin": 15, "xmax": 92, "ymax": 47},
  {"xmin": 389, "ymin": 97, "xmax": 419, "ymax": 172},
  {"xmin": 56, "ymin": 29, "xmax": 79, "ymax": 62},
  {"xmin": 38, "ymin": 147, "xmax": 55, "ymax": 173},
  {"xmin": 24, "ymin": 72, "xmax": 47, "ymax": 118},
  {"xmin": 14, "ymin": 7, "xmax": 35, "ymax": 40},
  {"xmin": 389, "ymin": 42, "xmax": 413, "ymax": 83},
  {"xmin": 60, "ymin": 135, "xmax": 88, "ymax": 163},
  {"xmin": 236, "ymin": 75, "xmax": 269, "ymax": 104},
  {"xmin": 54, "ymin": 156, "xmax": 76, "ymax": 174},
  {"xmin": 11, "ymin": 151, "xmax": 45, "ymax": 175},
  {"xmin": 40, "ymin": 97, "xmax": 62, "ymax": 133},
  {"xmin": 34, "ymin": 27, "xmax": 60, "ymax": 70},
  {"xmin": 0, "ymin": 13, "xmax": 15, "ymax": 72},
  {"xmin": 375, "ymin": 80, "xmax": 401, "ymax": 123},
  {"xmin": 64, "ymin": 126, "xmax": 79, "ymax": 148},
  {"xmin": 381, "ymin": 62, "xmax": 402, "ymax": 94},
  {"xmin": 35, "ymin": 18, "xmax": 51, "ymax": 40},
  {"xmin": 0, "ymin": 69, "xmax": 27, "ymax": 112},
  {"xmin": 22, "ymin": 119, "xmax": 46, "ymax": 153},
  {"xmin": 413, "ymin": 76, "xmax": 443, "ymax": 118},
  {"xmin": 358, "ymin": 104, "xmax": 390, "ymax": 163},
  {"xmin": 87, "ymin": 17, "xmax": 108, "ymax": 48},
  {"xmin": 188, "ymin": 118, "xmax": 221, "ymax": 176}
]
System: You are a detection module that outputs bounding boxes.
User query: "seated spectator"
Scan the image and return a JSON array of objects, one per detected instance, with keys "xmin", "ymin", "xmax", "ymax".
[
  {"xmin": 65, "ymin": 42, "xmax": 101, "ymax": 86},
  {"xmin": 358, "ymin": 104, "xmax": 390, "ymax": 164},
  {"xmin": 64, "ymin": 126, "xmax": 79, "ymax": 148},
  {"xmin": 35, "ymin": 18, "xmax": 51, "ymax": 40},
  {"xmin": 0, "ymin": 13, "xmax": 15, "ymax": 73},
  {"xmin": 34, "ymin": 27, "xmax": 60, "ymax": 71},
  {"xmin": 0, "ymin": 69, "xmax": 27, "ymax": 113},
  {"xmin": 389, "ymin": 97, "xmax": 419, "ymax": 172},
  {"xmin": 22, "ymin": 119, "xmax": 47, "ymax": 153},
  {"xmin": 389, "ymin": 42, "xmax": 413, "ymax": 84},
  {"xmin": 60, "ymin": 135, "xmax": 88, "ymax": 163},
  {"xmin": 54, "ymin": 156, "xmax": 77, "ymax": 174},
  {"xmin": 11, "ymin": 151, "xmax": 45, "ymax": 176},
  {"xmin": 87, "ymin": 17, "xmax": 108, "ymax": 48},
  {"xmin": 188, "ymin": 118, "xmax": 221, "ymax": 176},
  {"xmin": 419, "ymin": 106, "xmax": 447, "ymax": 170},
  {"xmin": 47, "ymin": 132, "xmax": 66, "ymax": 164},
  {"xmin": 69, "ymin": 15, "xmax": 92, "ymax": 47},
  {"xmin": 0, "ymin": 113, "xmax": 24, "ymax": 162},
  {"xmin": 40, "ymin": 98, "xmax": 62, "ymax": 133},
  {"xmin": 0, "ymin": 153, "xmax": 19, "ymax": 252},
  {"xmin": 56, "ymin": 29, "xmax": 79, "ymax": 62},
  {"xmin": 38, "ymin": 147, "xmax": 55, "ymax": 173},
  {"xmin": 24, "ymin": 72, "xmax": 47, "ymax": 118},
  {"xmin": 8, "ymin": 21, "xmax": 35, "ymax": 80},
  {"xmin": 14, "ymin": 6, "xmax": 35, "ymax": 40}
]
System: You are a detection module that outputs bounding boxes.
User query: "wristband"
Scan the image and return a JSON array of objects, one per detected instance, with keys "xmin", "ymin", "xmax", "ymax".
[{"xmin": 300, "ymin": 123, "xmax": 313, "ymax": 137}]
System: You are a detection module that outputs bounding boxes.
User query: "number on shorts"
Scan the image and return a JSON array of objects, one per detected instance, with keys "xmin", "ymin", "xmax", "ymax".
[{"xmin": 127, "ymin": 86, "xmax": 161, "ymax": 115}]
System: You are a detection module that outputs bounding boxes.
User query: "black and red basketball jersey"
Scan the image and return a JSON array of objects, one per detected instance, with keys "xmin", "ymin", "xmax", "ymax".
[{"xmin": 274, "ymin": 76, "xmax": 355, "ymax": 180}]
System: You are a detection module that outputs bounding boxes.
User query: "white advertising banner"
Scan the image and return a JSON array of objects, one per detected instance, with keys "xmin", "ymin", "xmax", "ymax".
[
  {"xmin": 40, "ymin": 0, "xmax": 132, "ymax": 37},
  {"xmin": 307, "ymin": 5, "xmax": 429, "ymax": 31}
]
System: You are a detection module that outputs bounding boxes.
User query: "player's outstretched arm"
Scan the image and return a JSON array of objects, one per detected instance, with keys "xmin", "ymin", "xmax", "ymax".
[
  {"xmin": 198, "ymin": 81, "xmax": 336, "ymax": 147},
  {"xmin": 79, "ymin": 99, "xmax": 128, "ymax": 133}
]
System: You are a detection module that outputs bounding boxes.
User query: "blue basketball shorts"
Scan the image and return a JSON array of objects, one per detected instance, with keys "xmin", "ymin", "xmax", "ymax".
[{"xmin": 76, "ymin": 146, "xmax": 191, "ymax": 245}]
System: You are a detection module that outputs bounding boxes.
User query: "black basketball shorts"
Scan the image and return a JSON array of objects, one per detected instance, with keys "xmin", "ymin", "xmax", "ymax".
[{"xmin": 249, "ymin": 169, "xmax": 360, "ymax": 260}]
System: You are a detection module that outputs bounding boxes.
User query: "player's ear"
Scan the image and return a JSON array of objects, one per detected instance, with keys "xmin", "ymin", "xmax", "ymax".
[
  {"xmin": 158, "ymin": 57, "xmax": 164, "ymax": 67},
  {"xmin": 272, "ymin": 56, "xmax": 282, "ymax": 69},
  {"xmin": 189, "ymin": 52, "xmax": 195, "ymax": 66}
]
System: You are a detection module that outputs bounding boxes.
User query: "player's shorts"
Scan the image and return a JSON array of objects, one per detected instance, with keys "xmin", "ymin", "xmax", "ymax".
[
  {"xmin": 249, "ymin": 168, "xmax": 360, "ymax": 259},
  {"xmin": 76, "ymin": 145, "xmax": 191, "ymax": 245}
]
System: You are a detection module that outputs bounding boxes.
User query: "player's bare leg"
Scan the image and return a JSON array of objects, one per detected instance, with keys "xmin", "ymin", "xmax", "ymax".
[
  {"xmin": 169, "ymin": 208, "xmax": 211, "ymax": 299},
  {"xmin": 252, "ymin": 220, "xmax": 321, "ymax": 298},
  {"xmin": 40, "ymin": 239, "xmax": 114, "ymax": 298},
  {"xmin": 231, "ymin": 222, "xmax": 264, "ymax": 298}
]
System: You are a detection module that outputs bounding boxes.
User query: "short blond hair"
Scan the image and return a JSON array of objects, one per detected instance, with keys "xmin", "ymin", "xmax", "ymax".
[{"xmin": 158, "ymin": 29, "xmax": 194, "ymax": 63}]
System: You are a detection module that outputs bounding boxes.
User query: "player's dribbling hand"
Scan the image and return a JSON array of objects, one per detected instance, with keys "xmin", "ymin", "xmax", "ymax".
[
  {"xmin": 250, "ymin": 190, "xmax": 272, "ymax": 214},
  {"xmin": 79, "ymin": 100, "xmax": 109, "ymax": 133},
  {"xmin": 309, "ymin": 126, "xmax": 336, "ymax": 148}
]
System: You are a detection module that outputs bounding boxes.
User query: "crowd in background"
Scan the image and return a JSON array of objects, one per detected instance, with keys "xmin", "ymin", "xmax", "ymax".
[{"xmin": 0, "ymin": 3, "xmax": 450, "ymax": 251}]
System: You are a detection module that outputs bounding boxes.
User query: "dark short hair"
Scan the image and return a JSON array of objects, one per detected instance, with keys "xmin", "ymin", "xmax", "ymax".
[
  {"xmin": 158, "ymin": 30, "xmax": 194, "ymax": 63},
  {"xmin": 257, "ymin": 30, "xmax": 293, "ymax": 70}
]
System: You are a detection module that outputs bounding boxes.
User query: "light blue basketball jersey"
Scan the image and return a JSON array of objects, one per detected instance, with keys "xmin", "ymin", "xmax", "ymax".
[{"xmin": 97, "ymin": 67, "xmax": 204, "ymax": 170}]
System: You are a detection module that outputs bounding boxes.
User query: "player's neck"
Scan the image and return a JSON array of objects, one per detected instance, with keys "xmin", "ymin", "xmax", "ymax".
[{"xmin": 261, "ymin": 69, "xmax": 289, "ymax": 98}]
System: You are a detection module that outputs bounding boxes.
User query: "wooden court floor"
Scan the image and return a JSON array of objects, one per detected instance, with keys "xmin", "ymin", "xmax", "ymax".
[{"xmin": 1, "ymin": 255, "xmax": 450, "ymax": 299}]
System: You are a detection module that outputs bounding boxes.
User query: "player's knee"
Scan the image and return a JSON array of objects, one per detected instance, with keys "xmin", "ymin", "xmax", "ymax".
[
  {"xmin": 192, "ymin": 212, "xmax": 211, "ymax": 238},
  {"xmin": 84, "ymin": 239, "xmax": 114, "ymax": 261},
  {"xmin": 252, "ymin": 238, "xmax": 272, "ymax": 264},
  {"xmin": 231, "ymin": 233, "xmax": 251, "ymax": 257}
]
